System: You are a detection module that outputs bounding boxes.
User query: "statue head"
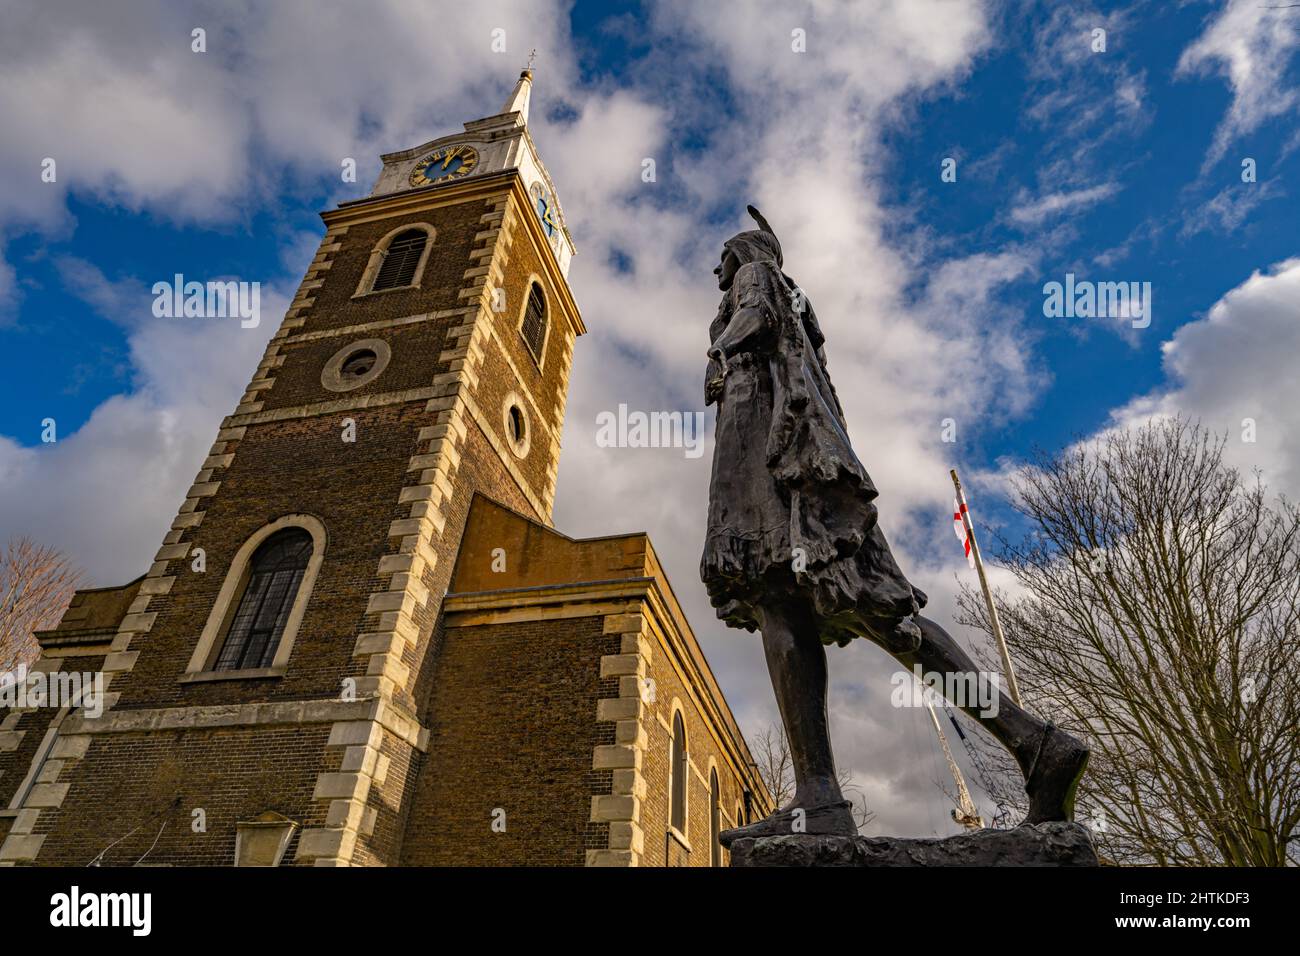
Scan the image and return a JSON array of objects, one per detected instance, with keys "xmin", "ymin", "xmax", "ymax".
[{"xmin": 715, "ymin": 205, "xmax": 782, "ymax": 291}]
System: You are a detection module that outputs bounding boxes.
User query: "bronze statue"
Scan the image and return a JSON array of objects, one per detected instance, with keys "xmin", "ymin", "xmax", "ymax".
[{"xmin": 703, "ymin": 207, "xmax": 1089, "ymax": 845}]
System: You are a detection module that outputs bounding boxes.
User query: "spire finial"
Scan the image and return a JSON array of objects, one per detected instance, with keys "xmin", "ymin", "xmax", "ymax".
[{"xmin": 526, "ymin": 48, "xmax": 537, "ymax": 74}]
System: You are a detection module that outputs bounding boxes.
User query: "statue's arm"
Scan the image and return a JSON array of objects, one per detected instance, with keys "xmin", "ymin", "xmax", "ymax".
[
  {"xmin": 705, "ymin": 304, "xmax": 773, "ymax": 404},
  {"xmin": 706, "ymin": 307, "xmax": 767, "ymax": 405},
  {"xmin": 706, "ymin": 265, "xmax": 776, "ymax": 404},
  {"xmin": 707, "ymin": 306, "xmax": 766, "ymax": 363}
]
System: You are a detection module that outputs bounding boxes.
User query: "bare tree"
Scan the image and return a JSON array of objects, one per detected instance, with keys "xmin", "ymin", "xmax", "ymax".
[
  {"xmin": 838, "ymin": 773, "xmax": 876, "ymax": 832},
  {"xmin": 0, "ymin": 537, "xmax": 81, "ymax": 675},
  {"xmin": 751, "ymin": 721, "xmax": 875, "ymax": 831},
  {"xmin": 956, "ymin": 418, "xmax": 1300, "ymax": 866},
  {"xmin": 752, "ymin": 722, "xmax": 795, "ymax": 808}
]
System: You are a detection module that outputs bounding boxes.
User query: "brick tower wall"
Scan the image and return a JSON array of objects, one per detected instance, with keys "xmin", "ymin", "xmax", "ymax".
[{"xmin": 9, "ymin": 173, "xmax": 581, "ymax": 867}]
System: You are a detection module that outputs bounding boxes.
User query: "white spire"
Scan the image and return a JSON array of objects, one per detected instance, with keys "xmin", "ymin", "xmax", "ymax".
[{"xmin": 501, "ymin": 68, "xmax": 533, "ymax": 123}]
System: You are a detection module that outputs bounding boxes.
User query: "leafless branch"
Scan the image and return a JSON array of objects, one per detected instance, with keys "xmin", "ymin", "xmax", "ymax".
[
  {"xmin": 750, "ymin": 720, "xmax": 875, "ymax": 832},
  {"xmin": 956, "ymin": 418, "xmax": 1300, "ymax": 865},
  {"xmin": 0, "ymin": 536, "xmax": 81, "ymax": 675}
]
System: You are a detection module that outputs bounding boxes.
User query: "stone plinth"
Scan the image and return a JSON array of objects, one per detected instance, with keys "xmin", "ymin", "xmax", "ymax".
[{"xmin": 729, "ymin": 822, "xmax": 1099, "ymax": 867}]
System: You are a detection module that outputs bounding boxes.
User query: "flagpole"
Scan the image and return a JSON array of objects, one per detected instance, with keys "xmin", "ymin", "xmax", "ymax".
[
  {"xmin": 924, "ymin": 695, "xmax": 984, "ymax": 830},
  {"xmin": 950, "ymin": 469, "xmax": 1022, "ymax": 707}
]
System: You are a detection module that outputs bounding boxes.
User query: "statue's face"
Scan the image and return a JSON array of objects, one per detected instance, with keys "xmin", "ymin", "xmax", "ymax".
[{"xmin": 714, "ymin": 247, "xmax": 741, "ymax": 291}]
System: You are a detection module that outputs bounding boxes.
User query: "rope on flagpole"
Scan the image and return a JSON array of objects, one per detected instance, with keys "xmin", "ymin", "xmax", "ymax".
[{"xmin": 950, "ymin": 468, "xmax": 1022, "ymax": 707}]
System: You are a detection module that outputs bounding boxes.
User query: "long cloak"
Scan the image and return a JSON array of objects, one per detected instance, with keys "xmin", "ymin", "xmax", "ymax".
[{"xmin": 700, "ymin": 231, "xmax": 925, "ymax": 645}]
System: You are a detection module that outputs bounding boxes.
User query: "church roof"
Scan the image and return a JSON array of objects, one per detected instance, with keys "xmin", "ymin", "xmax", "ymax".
[{"xmin": 35, "ymin": 576, "xmax": 144, "ymax": 649}]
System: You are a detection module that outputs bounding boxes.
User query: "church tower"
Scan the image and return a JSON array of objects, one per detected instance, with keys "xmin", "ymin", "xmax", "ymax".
[
  {"xmin": 1, "ymin": 71, "xmax": 581, "ymax": 865},
  {"xmin": 331, "ymin": 65, "xmax": 582, "ymax": 525},
  {"xmin": 1, "ymin": 72, "xmax": 767, "ymax": 869}
]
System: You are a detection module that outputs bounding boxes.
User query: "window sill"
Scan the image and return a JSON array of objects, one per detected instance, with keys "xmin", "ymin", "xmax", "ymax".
[
  {"xmin": 667, "ymin": 826, "xmax": 692, "ymax": 853},
  {"xmin": 351, "ymin": 284, "xmax": 420, "ymax": 300},
  {"xmin": 179, "ymin": 667, "xmax": 286, "ymax": 684},
  {"xmin": 0, "ymin": 808, "xmax": 19, "ymax": 819}
]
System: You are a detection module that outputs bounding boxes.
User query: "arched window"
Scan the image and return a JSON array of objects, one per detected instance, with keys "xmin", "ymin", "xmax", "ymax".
[
  {"xmin": 709, "ymin": 769, "xmax": 722, "ymax": 867},
  {"xmin": 371, "ymin": 229, "xmax": 427, "ymax": 291},
  {"xmin": 213, "ymin": 528, "xmax": 313, "ymax": 671},
  {"xmin": 520, "ymin": 281, "xmax": 548, "ymax": 361},
  {"xmin": 670, "ymin": 712, "xmax": 687, "ymax": 833}
]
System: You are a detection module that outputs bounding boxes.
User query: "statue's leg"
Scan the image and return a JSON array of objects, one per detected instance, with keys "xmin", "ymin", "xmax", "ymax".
[
  {"xmin": 875, "ymin": 614, "xmax": 1089, "ymax": 824},
  {"xmin": 757, "ymin": 601, "xmax": 842, "ymax": 808},
  {"xmin": 718, "ymin": 601, "xmax": 857, "ymax": 846},
  {"xmin": 884, "ymin": 614, "xmax": 1040, "ymax": 763}
]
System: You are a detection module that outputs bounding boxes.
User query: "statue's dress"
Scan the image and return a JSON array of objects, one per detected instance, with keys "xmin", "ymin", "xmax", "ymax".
[{"xmin": 700, "ymin": 258, "xmax": 926, "ymax": 646}]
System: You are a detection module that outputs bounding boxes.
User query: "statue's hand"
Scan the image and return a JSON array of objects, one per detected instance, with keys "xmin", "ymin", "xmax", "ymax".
[{"xmin": 705, "ymin": 348, "xmax": 727, "ymax": 405}]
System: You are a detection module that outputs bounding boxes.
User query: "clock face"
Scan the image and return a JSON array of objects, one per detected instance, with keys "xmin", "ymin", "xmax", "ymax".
[
  {"xmin": 533, "ymin": 184, "xmax": 557, "ymax": 238},
  {"xmin": 409, "ymin": 145, "xmax": 478, "ymax": 186}
]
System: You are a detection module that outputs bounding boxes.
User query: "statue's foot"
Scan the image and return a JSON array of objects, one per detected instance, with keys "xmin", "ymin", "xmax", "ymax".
[
  {"xmin": 719, "ymin": 800, "xmax": 856, "ymax": 849},
  {"xmin": 1023, "ymin": 722, "xmax": 1089, "ymax": 824}
]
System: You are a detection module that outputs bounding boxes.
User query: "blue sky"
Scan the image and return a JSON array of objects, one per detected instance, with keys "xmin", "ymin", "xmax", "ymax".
[
  {"xmin": 2, "ymin": 0, "xmax": 1298, "ymax": 835},
  {"xmin": 6, "ymin": 2, "xmax": 1295, "ymax": 466}
]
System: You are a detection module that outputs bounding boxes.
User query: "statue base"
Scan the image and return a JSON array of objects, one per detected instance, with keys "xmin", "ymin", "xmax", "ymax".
[{"xmin": 729, "ymin": 821, "xmax": 1099, "ymax": 867}]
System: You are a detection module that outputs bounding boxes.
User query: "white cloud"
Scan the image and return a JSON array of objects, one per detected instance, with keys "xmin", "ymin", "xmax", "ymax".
[
  {"xmin": 1009, "ymin": 182, "xmax": 1120, "ymax": 226},
  {"xmin": 1108, "ymin": 258, "xmax": 1300, "ymax": 495},
  {"xmin": 0, "ymin": 252, "xmax": 17, "ymax": 319},
  {"xmin": 0, "ymin": 0, "xmax": 579, "ymax": 312},
  {"xmin": 53, "ymin": 258, "xmax": 155, "ymax": 329},
  {"xmin": 1021, "ymin": 7, "xmax": 1151, "ymax": 171},
  {"xmin": 0, "ymin": 292, "xmax": 284, "ymax": 582},
  {"xmin": 0, "ymin": 24, "xmax": 247, "ymax": 227},
  {"xmin": 0, "ymin": 0, "xmax": 578, "ymax": 226},
  {"xmin": 1180, "ymin": 178, "xmax": 1285, "ymax": 237},
  {"xmin": 1177, "ymin": 0, "xmax": 1300, "ymax": 168}
]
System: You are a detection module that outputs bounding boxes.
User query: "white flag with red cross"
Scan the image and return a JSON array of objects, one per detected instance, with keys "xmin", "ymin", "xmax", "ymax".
[{"xmin": 953, "ymin": 499, "xmax": 975, "ymax": 569}]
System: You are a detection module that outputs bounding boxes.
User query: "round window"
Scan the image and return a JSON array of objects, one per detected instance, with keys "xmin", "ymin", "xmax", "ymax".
[
  {"xmin": 321, "ymin": 338, "xmax": 391, "ymax": 392},
  {"xmin": 502, "ymin": 394, "xmax": 530, "ymax": 459},
  {"xmin": 340, "ymin": 349, "xmax": 377, "ymax": 380}
]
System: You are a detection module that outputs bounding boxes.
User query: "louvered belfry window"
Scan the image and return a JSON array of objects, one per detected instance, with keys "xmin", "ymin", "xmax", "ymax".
[
  {"xmin": 372, "ymin": 229, "xmax": 427, "ymax": 290},
  {"xmin": 214, "ymin": 528, "xmax": 312, "ymax": 671},
  {"xmin": 521, "ymin": 281, "xmax": 547, "ymax": 360}
]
